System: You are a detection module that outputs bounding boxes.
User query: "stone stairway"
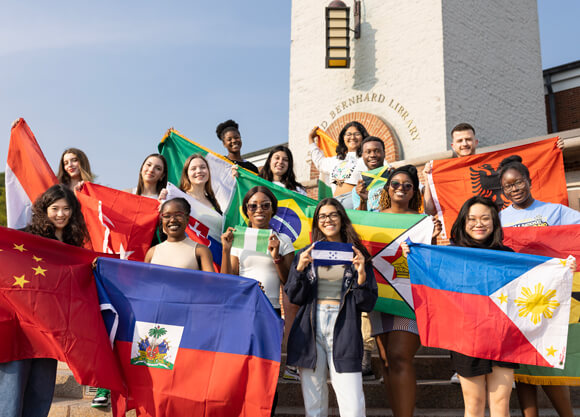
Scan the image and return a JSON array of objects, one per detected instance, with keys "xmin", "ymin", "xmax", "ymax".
[{"xmin": 50, "ymin": 348, "xmax": 580, "ymax": 416}]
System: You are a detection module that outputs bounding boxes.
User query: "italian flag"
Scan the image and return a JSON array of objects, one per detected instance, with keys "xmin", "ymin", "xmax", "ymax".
[
  {"xmin": 6, "ymin": 119, "xmax": 57, "ymax": 229},
  {"xmin": 232, "ymin": 226, "xmax": 271, "ymax": 254}
]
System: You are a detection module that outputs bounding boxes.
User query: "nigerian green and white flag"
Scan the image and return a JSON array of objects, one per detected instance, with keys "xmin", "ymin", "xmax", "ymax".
[
  {"xmin": 224, "ymin": 169, "xmax": 318, "ymax": 251},
  {"xmin": 232, "ymin": 226, "xmax": 272, "ymax": 254},
  {"xmin": 158, "ymin": 128, "xmax": 237, "ymax": 211}
]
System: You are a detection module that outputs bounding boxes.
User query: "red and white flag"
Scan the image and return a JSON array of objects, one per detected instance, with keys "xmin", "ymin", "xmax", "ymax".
[
  {"xmin": 75, "ymin": 183, "xmax": 160, "ymax": 261},
  {"xmin": 6, "ymin": 119, "xmax": 57, "ymax": 229}
]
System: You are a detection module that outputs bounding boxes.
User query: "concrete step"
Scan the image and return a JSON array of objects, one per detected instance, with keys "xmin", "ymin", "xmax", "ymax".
[
  {"xmin": 280, "ymin": 352, "xmax": 454, "ymax": 381},
  {"xmin": 276, "ymin": 378, "xmax": 580, "ymax": 409},
  {"xmin": 48, "ymin": 397, "xmax": 137, "ymax": 417},
  {"xmin": 275, "ymin": 406, "xmax": 580, "ymax": 417}
]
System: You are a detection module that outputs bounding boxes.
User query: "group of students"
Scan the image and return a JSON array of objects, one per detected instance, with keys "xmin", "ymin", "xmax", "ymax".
[{"xmin": 2, "ymin": 118, "xmax": 579, "ymax": 417}]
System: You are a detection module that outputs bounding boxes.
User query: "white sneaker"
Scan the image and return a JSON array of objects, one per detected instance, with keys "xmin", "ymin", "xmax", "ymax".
[{"xmin": 450, "ymin": 372, "xmax": 460, "ymax": 384}]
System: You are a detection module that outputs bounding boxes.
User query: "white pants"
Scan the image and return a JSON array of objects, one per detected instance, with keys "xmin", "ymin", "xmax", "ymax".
[{"xmin": 299, "ymin": 304, "xmax": 365, "ymax": 417}]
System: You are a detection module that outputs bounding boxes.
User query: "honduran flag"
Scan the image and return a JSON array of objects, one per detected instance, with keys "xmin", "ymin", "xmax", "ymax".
[
  {"xmin": 94, "ymin": 257, "xmax": 283, "ymax": 417},
  {"xmin": 6, "ymin": 118, "xmax": 57, "ymax": 229},
  {"xmin": 312, "ymin": 241, "xmax": 353, "ymax": 267},
  {"xmin": 407, "ymin": 242, "xmax": 574, "ymax": 368}
]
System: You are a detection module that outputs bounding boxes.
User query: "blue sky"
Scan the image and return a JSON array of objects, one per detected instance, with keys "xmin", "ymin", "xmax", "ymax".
[{"xmin": 1, "ymin": 1, "xmax": 578, "ymax": 188}]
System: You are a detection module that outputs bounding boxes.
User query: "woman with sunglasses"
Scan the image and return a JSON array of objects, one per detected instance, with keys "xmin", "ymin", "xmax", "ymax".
[
  {"xmin": 285, "ymin": 198, "xmax": 378, "ymax": 416},
  {"xmin": 371, "ymin": 165, "xmax": 441, "ymax": 417},
  {"xmin": 499, "ymin": 155, "xmax": 580, "ymax": 417},
  {"xmin": 145, "ymin": 198, "xmax": 214, "ymax": 272},
  {"xmin": 221, "ymin": 186, "xmax": 294, "ymax": 309},
  {"xmin": 308, "ymin": 122, "xmax": 370, "ymax": 208},
  {"xmin": 221, "ymin": 186, "xmax": 294, "ymax": 416}
]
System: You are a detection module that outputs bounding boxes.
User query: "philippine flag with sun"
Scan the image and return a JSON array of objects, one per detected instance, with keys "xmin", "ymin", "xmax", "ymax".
[{"xmin": 407, "ymin": 243, "xmax": 574, "ymax": 369}]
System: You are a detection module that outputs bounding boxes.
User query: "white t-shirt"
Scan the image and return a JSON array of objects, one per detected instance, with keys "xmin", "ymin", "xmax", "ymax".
[
  {"xmin": 309, "ymin": 143, "xmax": 361, "ymax": 193},
  {"xmin": 231, "ymin": 232, "xmax": 294, "ymax": 309},
  {"xmin": 273, "ymin": 181, "xmax": 307, "ymax": 196}
]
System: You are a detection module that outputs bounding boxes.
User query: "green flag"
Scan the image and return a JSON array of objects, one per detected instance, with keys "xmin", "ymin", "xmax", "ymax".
[
  {"xmin": 158, "ymin": 128, "xmax": 236, "ymax": 211},
  {"xmin": 224, "ymin": 169, "xmax": 317, "ymax": 250},
  {"xmin": 317, "ymin": 180, "xmax": 333, "ymax": 201},
  {"xmin": 232, "ymin": 226, "xmax": 271, "ymax": 254}
]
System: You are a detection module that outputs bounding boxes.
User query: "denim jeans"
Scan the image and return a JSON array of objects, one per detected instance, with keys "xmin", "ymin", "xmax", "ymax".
[
  {"xmin": 0, "ymin": 358, "xmax": 57, "ymax": 417},
  {"xmin": 299, "ymin": 304, "xmax": 365, "ymax": 417}
]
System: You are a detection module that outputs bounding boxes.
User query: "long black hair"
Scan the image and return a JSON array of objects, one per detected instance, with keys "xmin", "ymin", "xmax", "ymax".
[
  {"xmin": 450, "ymin": 196, "xmax": 504, "ymax": 249},
  {"xmin": 26, "ymin": 184, "xmax": 89, "ymax": 247},
  {"xmin": 259, "ymin": 145, "xmax": 304, "ymax": 192},
  {"xmin": 335, "ymin": 121, "xmax": 369, "ymax": 160},
  {"xmin": 311, "ymin": 198, "xmax": 370, "ymax": 262}
]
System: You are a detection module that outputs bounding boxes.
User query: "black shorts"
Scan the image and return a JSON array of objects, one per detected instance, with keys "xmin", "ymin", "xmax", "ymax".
[{"xmin": 450, "ymin": 350, "xmax": 518, "ymax": 378}]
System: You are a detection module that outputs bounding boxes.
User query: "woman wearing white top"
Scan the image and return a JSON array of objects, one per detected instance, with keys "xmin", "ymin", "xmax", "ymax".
[
  {"xmin": 259, "ymin": 145, "xmax": 307, "ymax": 195},
  {"xmin": 308, "ymin": 122, "xmax": 369, "ymax": 209},
  {"xmin": 176, "ymin": 154, "xmax": 223, "ymax": 238},
  {"xmin": 124, "ymin": 153, "xmax": 168, "ymax": 199},
  {"xmin": 221, "ymin": 186, "xmax": 295, "ymax": 416}
]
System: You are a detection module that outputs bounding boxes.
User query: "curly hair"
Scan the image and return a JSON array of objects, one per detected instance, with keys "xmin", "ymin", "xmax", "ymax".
[
  {"xmin": 259, "ymin": 145, "xmax": 304, "ymax": 192},
  {"xmin": 57, "ymin": 148, "xmax": 94, "ymax": 185},
  {"xmin": 179, "ymin": 154, "xmax": 222, "ymax": 214},
  {"xmin": 499, "ymin": 155, "xmax": 531, "ymax": 185},
  {"xmin": 25, "ymin": 184, "xmax": 89, "ymax": 247},
  {"xmin": 311, "ymin": 198, "xmax": 370, "ymax": 262},
  {"xmin": 216, "ymin": 119, "xmax": 240, "ymax": 141},
  {"xmin": 335, "ymin": 121, "xmax": 369, "ymax": 160},
  {"xmin": 378, "ymin": 165, "xmax": 422, "ymax": 212},
  {"xmin": 136, "ymin": 153, "xmax": 168, "ymax": 196}
]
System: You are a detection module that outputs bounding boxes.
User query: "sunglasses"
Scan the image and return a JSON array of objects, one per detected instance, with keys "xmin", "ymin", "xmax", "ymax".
[
  {"xmin": 389, "ymin": 180, "xmax": 413, "ymax": 191},
  {"xmin": 247, "ymin": 202, "xmax": 272, "ymax": 212}
]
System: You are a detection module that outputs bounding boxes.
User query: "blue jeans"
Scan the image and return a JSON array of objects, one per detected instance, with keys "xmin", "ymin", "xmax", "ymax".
[
  {"xmin": 299, "ymin": 304, "xmax": 365, "ymax": 417},
  {"xmin": 0, "ymin": 359, "xmax": 57, "ymax": 417}
]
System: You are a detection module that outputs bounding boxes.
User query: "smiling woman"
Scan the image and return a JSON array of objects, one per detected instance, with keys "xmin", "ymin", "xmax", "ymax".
[
  {"xmin": 144, "ymin": 198, "xmax": 214, "ymax": 272},
  {"xmin": 216, "ymin": 119, "xmax": 259, "ymax": 174}
]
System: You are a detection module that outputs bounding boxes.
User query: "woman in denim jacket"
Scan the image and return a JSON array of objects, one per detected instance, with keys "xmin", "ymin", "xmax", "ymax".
[{"xmin": 285, "ymin": 198, "xmax": 378, "ymax": 417}]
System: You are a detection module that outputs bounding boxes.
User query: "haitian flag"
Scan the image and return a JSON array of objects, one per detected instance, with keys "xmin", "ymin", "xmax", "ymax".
[
  {"xmin": 407, "ymin": 242, "xmax": 573, "ymax": 368},
  {"xmin": 76, "ymin": 183, "xmax": 159, "ymax": 261},
  {"xmin": 94, "ymin": 257, "xmax": 283, "ymax": 417},
  {"xmin": 427, "ymin": 137, "xmax": 567, "ymax": 237},
  {"xmin": 504, "ymin": 225, "xmax": 580, "ymax": 385},
  {"xmin": 224, "ymin": 168, "xmax": 317, "ymax": 250},
  {"xmin": 0, "ymin": 227, "xmax": 125, "ymax": 392},
  {"xmin": 158, "ymin": 128, "xmax": 237, "ymax": 211},
  {"xmin": 5, "ymin": 118, "xmax": 58, "ymax": 229}
]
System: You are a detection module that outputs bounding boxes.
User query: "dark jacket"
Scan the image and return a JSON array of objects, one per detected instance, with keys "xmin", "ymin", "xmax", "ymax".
[{"xmin": 284, "ymin": 248, "xmax": 378, "ymax": 373}]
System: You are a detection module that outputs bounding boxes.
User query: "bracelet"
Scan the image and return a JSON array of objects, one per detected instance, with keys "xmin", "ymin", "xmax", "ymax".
[{"xmin": 273, "ymin": 256, "xmax": 283, "ymax": 264}]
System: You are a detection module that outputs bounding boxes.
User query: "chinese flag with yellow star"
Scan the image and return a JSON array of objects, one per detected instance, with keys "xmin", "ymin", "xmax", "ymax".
[
  {"xmin": 0, "ymin": 227, "xmax": 125, "ymax": 392},
  {"xmin": 504, "ymin": 225, "xmax": 580, "ymax": 384}
]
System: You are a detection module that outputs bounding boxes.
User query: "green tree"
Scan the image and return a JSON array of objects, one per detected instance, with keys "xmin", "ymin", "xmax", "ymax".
[{"xmin": 0, "ymin": 172, "xmax": 6, "ymax": 227}]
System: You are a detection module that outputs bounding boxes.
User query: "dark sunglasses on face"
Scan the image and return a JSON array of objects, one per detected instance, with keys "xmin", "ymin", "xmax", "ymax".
[
  {"xmin": 389, "ymin": 180, "xmax": 413, "ymax": 191},
  {"xmin": 247, "ymin": 202, "xmax": 272, "ymax": 212}
]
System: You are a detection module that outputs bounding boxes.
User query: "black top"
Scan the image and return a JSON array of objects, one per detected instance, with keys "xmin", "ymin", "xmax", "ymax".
[{"xmin": 229, "ymin": 159, "xmax": 259, "ymax": 175}]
